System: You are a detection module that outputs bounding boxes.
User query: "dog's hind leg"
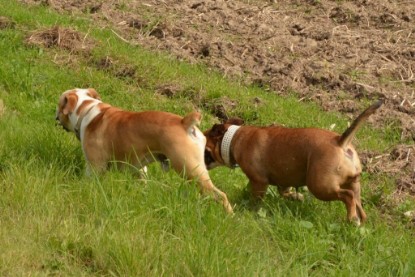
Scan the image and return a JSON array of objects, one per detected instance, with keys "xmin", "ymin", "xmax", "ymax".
[
  {"xmin": 310, "ymin": 184, "xmax": 361, "ymax": 225},
  {"xmin": 356, "ymin": 201, "xmax": 366, "ymax": 224},
  {"xmin": 170, "ymin": 155, "xmax": 233, "ymax": 214},
  {"xmin": 336, "ymin": 188, "xmax": 361, "ymax": 225},
  {"xmin": 198, "ymin": 173, "xmax": 233, "ymax": 214},
  {"xmin": 306, "ymin": 164, "xmax": 364, "ymax": 224},
  {"xmin": 351, "ymin": 180, "xmax": 367, "ymax": 223}
]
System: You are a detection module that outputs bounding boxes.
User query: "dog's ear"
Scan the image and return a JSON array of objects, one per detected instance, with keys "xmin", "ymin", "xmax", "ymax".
[
  {"xmin": 62, "ymin": 94, "xmax": 77, "ymax": 115},
  {"xmin": 225, "ymin": 117, "xmax": 244, "ymax": 125},
  {"xmin": 209, "ymin": 124, "xmax": 227, "ymax": 137},
  {"xmin": 87, "ymin": 88, "xmax": 101, "ymax": 100}
]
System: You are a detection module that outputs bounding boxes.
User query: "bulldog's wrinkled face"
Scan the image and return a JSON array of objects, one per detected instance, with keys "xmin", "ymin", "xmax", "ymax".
[
  {"xmin": 204, "ymin": 117, "xmax": 245, "ymax": 169},
  {"xmin": 203, "ymin": 124, "xmax": 227, "ymax": 170},
  {"xmin": 55, "ymin": 88, "xmax": 101, "ymax": 132}
]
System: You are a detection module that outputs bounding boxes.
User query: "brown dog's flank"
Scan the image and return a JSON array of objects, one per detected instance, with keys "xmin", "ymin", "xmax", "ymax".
[
  {"xmin": 56, "ymin": 88, "xmax": 233, "ymax": 214},
  {"xmin": 204, "ymin": 100, "xmax": 383, "ymax": 224}
]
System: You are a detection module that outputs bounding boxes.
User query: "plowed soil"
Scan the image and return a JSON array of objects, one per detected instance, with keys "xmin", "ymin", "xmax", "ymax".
[{"xmin": 22, "ymin": 0, "xmax": 414, "ymax": 200}]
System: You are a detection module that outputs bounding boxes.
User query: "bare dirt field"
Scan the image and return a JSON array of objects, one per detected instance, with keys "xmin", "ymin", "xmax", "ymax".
[{"xmin": 22, "ymin": 0, "xmax": 414, "ymax": 199}]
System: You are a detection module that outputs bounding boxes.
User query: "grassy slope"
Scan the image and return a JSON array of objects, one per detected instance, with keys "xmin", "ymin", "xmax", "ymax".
[{"xmin": 0, "ymin": 1, "xmax": 414, "ymax": 276}]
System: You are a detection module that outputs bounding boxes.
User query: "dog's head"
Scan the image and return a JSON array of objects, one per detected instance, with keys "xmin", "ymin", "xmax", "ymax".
[
  {"xmin": 204, "ymin": 117, "xmax": 244, "ymax": 169},
  {"xmin": 55, "ymin": 88, "xmax": 101, "ymax": 133}
]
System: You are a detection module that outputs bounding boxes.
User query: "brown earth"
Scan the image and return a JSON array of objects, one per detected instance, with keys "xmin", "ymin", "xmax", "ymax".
[{"xmin": 21, "ymin": 0, "xmax": 414, "ymax": 202}]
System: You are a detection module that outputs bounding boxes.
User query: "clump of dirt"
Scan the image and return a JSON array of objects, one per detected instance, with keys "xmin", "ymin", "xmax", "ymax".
[
  {"xmin": 34, "ymin": 0, "xmax": 102, "ymax": 14},
  {"xmin": 156, "ymin": 84, "xmax": 183, "ymax": 98},
  {"xmin": 26, "ymin": 26, "xmax": 94, "ymax": 53},
  {"xmin": 362, "ymin": 145, "xmax": 415, "ymax": 195},
  {"xmin": 203, "ymin": 97, "xmax": 239, "ymax": 122},
  {"xmin": 155, "ymin": 83, "xmax": 238, "ymax": 120},
  {"xmin": 0, "ymin": 16, "xmax": 15, "ymax": 29},
  {"xmin": 92, "ymin": 55, "xmax": 147, "ymax": 85},
  {"xmin": 113, "ymin": 65, "xmax": 137, "ymax": 80},
  {"xmin": 156, "ymin": 84, "xmax": 206, "ymax": 108},
  {"xmin": 94, "ymin": 56, "xmax": 113, "ymax": 70}
]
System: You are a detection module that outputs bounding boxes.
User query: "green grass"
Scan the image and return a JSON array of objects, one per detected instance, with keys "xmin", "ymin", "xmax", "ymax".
[{"xmin": 1, "ymin": 0, "xmax": 414, "ymax": 276}]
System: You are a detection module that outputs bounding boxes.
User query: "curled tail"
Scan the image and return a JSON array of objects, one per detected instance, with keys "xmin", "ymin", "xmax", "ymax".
[
  {"xmin": 338, "ymin": 100, "xmax": 383, "ymax": 148},
  {"xmin": 181, "ymin": 111, "xmax": 202, "ymax": 132}
]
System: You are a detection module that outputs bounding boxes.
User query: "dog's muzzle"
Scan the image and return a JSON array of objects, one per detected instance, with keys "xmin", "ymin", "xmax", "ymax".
[
  {"xmin": 55, "ymin": 115, "xmax": 70, "ymax": 132},
  {"xmin": 204, "ymin": 149, "xmax": 215, "ymax": 169}
]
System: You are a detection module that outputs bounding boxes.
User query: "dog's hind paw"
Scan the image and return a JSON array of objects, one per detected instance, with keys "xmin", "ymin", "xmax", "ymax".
[
  {"xmin": 351, "ymin": 216, "xmax": 361, "ymax": 227},
  {"xmin": 294, "ymin": 193, "xmax": 304, "ymax": 201}
]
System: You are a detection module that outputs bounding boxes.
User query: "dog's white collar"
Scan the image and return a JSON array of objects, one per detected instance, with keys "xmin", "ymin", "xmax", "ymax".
[
  {"xmin": 221, "ymin": 125, "xmax": 241, "ymax": 167},
  {"xmin": 74, "ymin": 102, "xmax": 101, "ymax": 140}
]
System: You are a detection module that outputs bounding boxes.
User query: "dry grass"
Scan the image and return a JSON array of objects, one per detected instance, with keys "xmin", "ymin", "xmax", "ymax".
[{"xmin": 26, "ymin": 26, "xmax": 94, "ymax": 53}]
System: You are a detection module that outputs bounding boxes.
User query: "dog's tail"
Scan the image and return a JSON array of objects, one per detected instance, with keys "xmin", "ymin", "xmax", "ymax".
[
  {"xmin": 338, "ymin": 100, "xmax": 383, "ymax": 148},
  {"xmin": 181, "ymin": 111, "xmax": 202, "ymax": 131}
]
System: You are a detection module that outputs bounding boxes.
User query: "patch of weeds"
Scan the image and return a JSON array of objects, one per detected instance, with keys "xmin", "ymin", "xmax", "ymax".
[
  {"xmin": 42, "ymin": 258, "xmax": 65, "ymax": 273},
  {"xmin": 364, "ymin": 173, "xmax": 396, "ymax": 207},
  {"xmin": 348, "ymin": 69, "xmax": 366, "ymax": 81},
  {"xmin": 250, "ymin": 78, "xmax": 271, "ymax": 91},
  {"xmin": 82, "ymin": 3, "xmax": 102, "ymax": 14},
  {"xmin": 330, "ymin": 6, "xmax": 361, "ymax": 25},
  {"xmin": 47, "ymin": 236, "xmax": 100, "ymax": 273},
  {"xmin": 0, "ymin": 16, "xmax": 16, "ymax": 29},
  {"xmin": 237, "ymin": 109, "xmax": 259, "ymax": 122},
  {"xmin": 382, "ymin": 117, "xmax": 405, "ymax": 142},
  {"xmin": 396, "ymin": 199, "xmax": 415, "ymax": 214},
  {"xmin": 115, "ymin": 1, "xmax": 129, "ymax": 11}
]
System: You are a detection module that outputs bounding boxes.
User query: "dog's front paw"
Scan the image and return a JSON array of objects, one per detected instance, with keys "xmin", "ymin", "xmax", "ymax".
[
  {"xmin": 160, "ymin": 160, "xmax": 170, "ymax": 172},
  {"xmin": 283, "ymin": 191, "xmax": 304, "ymax": 201},
  {"xmin": 138, "ymin": 166, "xmax": 149, "ymax": 183}
]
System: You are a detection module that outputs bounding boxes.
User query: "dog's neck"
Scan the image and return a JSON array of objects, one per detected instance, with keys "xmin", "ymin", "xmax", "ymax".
[
  {"xmin": 221, "ymin": 125, "xmax": 241, "ymax": 168},
  {"xmin": 72, "ymin": 101, "xmax": 102, "ymax": 141}
]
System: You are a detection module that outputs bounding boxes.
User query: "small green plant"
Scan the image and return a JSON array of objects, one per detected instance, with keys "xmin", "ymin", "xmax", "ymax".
[{"xmin": 349, "ymin": 69, "xmax": 366, "ymax": 81}]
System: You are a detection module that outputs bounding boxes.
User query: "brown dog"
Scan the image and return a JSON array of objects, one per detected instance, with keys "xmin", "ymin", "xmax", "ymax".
[
  {"xmin": 204, "ymin": 101, "xmax": 383, "ymax": 224},
  {"xmin": 56, "ymin": 88, "xmax": 233, "ymax": 213}
]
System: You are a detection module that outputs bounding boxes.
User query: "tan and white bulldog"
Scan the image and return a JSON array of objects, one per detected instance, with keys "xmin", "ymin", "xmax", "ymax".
[
  {"xmin": 204, "ymin": 101, "xmax": 383, "ymax": 224},
  {"xmin": 56, "ymin": 88, "xmax": 233, "ymax": 213}
]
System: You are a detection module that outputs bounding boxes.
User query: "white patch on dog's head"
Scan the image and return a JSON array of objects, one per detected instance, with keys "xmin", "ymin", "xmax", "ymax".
[
  {"xmin": 68, "ymin": 89, "xmax": 101, "ymax": 124},
  {"xmin": 56, "ymin": 88, "xmax": 102, "ymax": 135}
]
